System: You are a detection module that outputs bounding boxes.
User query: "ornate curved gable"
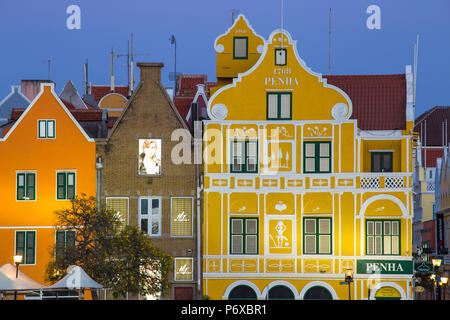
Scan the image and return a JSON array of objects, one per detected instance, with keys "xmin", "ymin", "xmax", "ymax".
[{"xmin": 208, "ymin": 29, "xmax": 353, "ymax": 122}]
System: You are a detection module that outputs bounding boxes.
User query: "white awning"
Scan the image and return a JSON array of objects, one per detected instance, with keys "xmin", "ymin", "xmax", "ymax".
[
  {"xmin": 48, "ymin": 265, "xmax": 103, "ymax": 289},
  {"xmin": 0, "ymin": 264, "xmax": 45, "ymax": 291}
]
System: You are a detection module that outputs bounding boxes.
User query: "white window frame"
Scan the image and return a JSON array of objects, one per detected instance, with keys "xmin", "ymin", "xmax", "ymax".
[
  {"xmin": 106, "ymin": 197, "xmax": 130, "ymax": 226},
  {"xmin": 139, "ymin": 196, "xmax": 162, "ymax": 237},
  {"xmin": 38, "ymin": 119, "xmax": 55, "ymax": 139}
]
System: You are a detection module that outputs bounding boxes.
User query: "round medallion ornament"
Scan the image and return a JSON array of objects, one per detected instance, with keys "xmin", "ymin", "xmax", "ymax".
[
  {"xmin": 211, "ymin": 104, "xmax": 228, "ymax": 120},
  {"xmin": 331, "ymin": 103, "xmax": 349, "ymax": 121}
]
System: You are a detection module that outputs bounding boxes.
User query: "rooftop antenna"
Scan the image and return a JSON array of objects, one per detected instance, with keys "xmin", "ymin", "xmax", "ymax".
[
  {"xmin": 329, "ymin": 8, "xmax": 332, "ymax": 74},
  {"xmin": 281, "ymin": 0, "xmax": 284, "ymax": 48},
  {"xmin": 47, "ymin": 58, "xmax": 51, "ymax": 80},
  {"xmin": 230, "ymin": 9, "xmax": 240, "ymax": 26},
  {"xmin": 413, "ymin": 34, "xmax": 419, "ymax": 111},
  {"xmin": 113, "ymin": 33, "xmax": 150, "ymax": 97},
  {"xmin": 110, "ymin": 48, "xmax": 115, "ymax": 92},
  {"xmin": 170, "ymin": 34, "xmax": 176, "ymax": 95},
  {"xmin": 83, "ymin": 59, "xmax": 89, "ymax": 95}
]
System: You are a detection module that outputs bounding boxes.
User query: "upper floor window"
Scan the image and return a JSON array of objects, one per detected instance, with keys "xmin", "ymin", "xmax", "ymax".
[
  {"xmin": 231, "ymin": 140, "xmax": 258, "ymax": 173},
  {"xmin": 303, "ymin": 141, "xmax": 331, "ymax": 174},
  {"xmin": 230, "ymin": 217, "xmax": 258, "ymax": 254},
  {"xmin": 17, "ymin": 172, "xmax": 36, "ymax": 201},
  {"xmin": 56, "ymin": 172, "xmax": 76, "ymax": 200},
  {"xmin": 371, "ymin": 152, "xmax": 393, "ymax": 172},
  {"xmin": 38, "ymin": 120, "xmax": 55, "ymax": 139},
  {"xmin": 139, "ymin": 197, "xmax": 162, "ymax": 237},
  {"xmin": 303, "ymin": 217, "xmax": 332, "ymax": 254},
  {"xmin": 15, "ymin": 231, "xmax": 36, "ymax": 265},
  {"xmin": 233, "ymin": 37, "xmax": 248, "ymax": 59},
  {"xmin": 55, "ymin": 230, "xmax": 76, "ymax": 260},
  {"xmin": 267, "ymin": 92, "xmax": 292, "ymax": 120},
  {"xmin": 366, "ymin": 219, "xmax": 400, "ymax": 255},
  {"xmin": 275, "ymin": 48, "xmax": 287, "ymax": 66}
]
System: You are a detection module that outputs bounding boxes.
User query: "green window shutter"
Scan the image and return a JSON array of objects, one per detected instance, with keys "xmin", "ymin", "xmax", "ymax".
[
  {"xmin": 67, "ymin": 173, "xmax": 75, "ymax": 199},
  {"xmin": 17, "ymin": 173, "xmax": 25, "ymax": 200},
  {"xmin": 371, "ymin": 152, "xmax": 393, "ymax": 173},
  {"xmin": 55, "ymin": 230, "xmax": 65, "ymax": 260},
  {"xmin": 16, "ymin": 231, "xmax": 25, "ymax": 258},
  {"xmin": 303, "ymin": 218, "xmax": 332, "ymax": 255},
  {"xmin": 366, "ymin": 219, "xmax": 401, "ymax": 255},
  {"xmin": 231, "ymin": 141, "xmax": 258, "ymax": 173},
  {"xmin": 38, "ymin": 120, "xmax": 46, "ymax": 138},
  {"xmin": 66, "ymin": 231, "xmax": 76, "ymax": 247},
  {"xmin": 230, "ymin": 218, "xmax": 258, "ymax": 255},
  {"xmin": 57, "ymin": 173, "xmax": 66, "ymax": 199},
  {"xmin": 26, "ymin": 231, "xmax": 36, "ymax": 264},
  {"xmin": 47, "ymin": 120, "xmax": 55, "ymax": 138},
  {"xmin": 266, "ymin": 92, "xmax": 292, "ymax": 120},
  {"xmin": 303, "ymin": 142, "xmax": 331, "ymax": 174},
  {"xmin": 26, "ymin": 173, "xmax": 35, "ymax": 200}
]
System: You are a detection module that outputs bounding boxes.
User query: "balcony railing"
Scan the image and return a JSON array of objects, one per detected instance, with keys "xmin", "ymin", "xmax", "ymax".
[{"xmin": 206, "ymin": 172, "xmax": 411, "ymax": 191}]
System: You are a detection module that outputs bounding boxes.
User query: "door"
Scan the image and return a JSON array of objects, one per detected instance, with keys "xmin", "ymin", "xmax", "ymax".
[{"xmin": 174, "ymin": 287, "xmax": 194, "ymax": 300}]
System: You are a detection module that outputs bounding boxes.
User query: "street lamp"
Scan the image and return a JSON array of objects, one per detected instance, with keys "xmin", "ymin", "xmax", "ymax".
[
  {"xmin": 345, "ymin": 269, "xmax": 354, "ymax": 300},
  {"xmin": 432, "ymin": 258, "xmax": 443, "ymax": 300},
  {"xmin": 13, "ymin": 255, "xmax": 23, "ymax": 300},
  {"xmin": 441, "ymin": 276, "xmax": 448, "ymax": 300}
]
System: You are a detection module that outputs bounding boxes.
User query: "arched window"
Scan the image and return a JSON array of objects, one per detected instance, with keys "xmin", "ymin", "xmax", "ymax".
[
  {"xmin": 267, "ymin": 285, "xmax": 295, "ymax": 300},
  {"xmin": 228, "ymin": 285, "xmax": 257, "ymax": 300},
  {"xmin": 303, "ymin": 286, "xmax": 333, "ymax": 300}
]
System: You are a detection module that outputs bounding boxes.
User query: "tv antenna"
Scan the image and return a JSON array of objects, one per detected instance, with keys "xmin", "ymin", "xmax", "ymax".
[
  {"xmin": 111, "ymin": 32, "xmax": 150, "ymax": 96},
  {"xmin": 230, "ymin": 9, "xmax": 240, "ymax": 25}
]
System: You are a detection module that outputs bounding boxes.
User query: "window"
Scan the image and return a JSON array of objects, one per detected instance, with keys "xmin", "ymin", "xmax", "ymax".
[
  {"xmin": 38, "ymin": 120, "xmax": 55, "ymax": 138},
  {"xmin": 55, "ymin": 230, "xmax": 76, "ymax": 260},
  {"xmin": 171, "ymin": 197, "xmax": 193, "ymax": 237},
  {"xmin": 366, "ymin": 219, "xmax": 400, "ymax": 255},
  {"xmin": 233, "ymin": 37, "xmax": 248, "ymax": 59},
  {"xmin": 139, "ymin": 197, "xmax": 162, "ymax": 237},
  {"xmin": 174, "ymin": 258, "xmax": 194, "ymax": 281},
  {"xmin": 230, "ymin": 218, "xmax": 258, "ymax": 254},
  {"xmin": 15, "ymin": 231, "xmax": 36, "ymax": 265},
  {"xmin": 17, "ymin": 172, "xmax": 36, "ymax": 200},
  {"xmin": 267, "ymin": 92, "xmax": 292, "ymax": 120},
  {"xmin": 303, "ymin": 141, "xmax": 331, "ymax": 173},
  {"xmin": 303, "ymin": 218, "xmax": 332, "ymax": 254},
  {"xmin": 231, "ymin": 140, "xmax": 258, "ymax": 173},
  {"xmin": 106, "ymin": 197, "xmax": 129, "ymax": 229},
  {"xmin": 275, "ymin": 48, "xmax": 287, "ymax": 66},
  {"xmin": 56, "ymin": 172, "xmax": 76, "ymax": 200},
  {"xmin": 371, "ymin": 152, "xmax": 393, "ymax": 172}
]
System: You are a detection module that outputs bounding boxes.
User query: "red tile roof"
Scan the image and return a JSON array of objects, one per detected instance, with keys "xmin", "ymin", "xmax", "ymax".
[
  {"xmin": 10, "ymin": 106, "xmax": 104, "ymax": 121},
  {"xmin": 414, "ymin": 106, "xmax": 450, "ymax": 146},
  {"xmin": 176, "ymin": 75, "xmax": 208, "ymax": 97},
  {"xmin": 324, "ymin": 74, "xmax": 406, "ymax": 130},
  {"xmin": 91, "ymin": 85, "xmax": 129, "ymax": 104},
  {"xmin": 422, "ymin": 147, "xmax": 445, "ymax": 167}
]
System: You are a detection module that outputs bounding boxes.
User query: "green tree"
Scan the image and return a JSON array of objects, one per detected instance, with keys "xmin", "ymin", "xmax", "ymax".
[{"xmin": 45, "ymin": 194, "xmax": 173, "ymax": 299}]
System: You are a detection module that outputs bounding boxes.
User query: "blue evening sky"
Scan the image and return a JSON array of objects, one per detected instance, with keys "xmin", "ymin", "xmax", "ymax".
[{"xmin": 0, "ymin": 0, "xmax": 449, "ymax": 117}]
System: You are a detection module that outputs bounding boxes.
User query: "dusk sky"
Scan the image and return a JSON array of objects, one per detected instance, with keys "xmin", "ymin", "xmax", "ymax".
[{"xmin": 0, "ymin": 0, "xmax": 449, "ymax": 117}]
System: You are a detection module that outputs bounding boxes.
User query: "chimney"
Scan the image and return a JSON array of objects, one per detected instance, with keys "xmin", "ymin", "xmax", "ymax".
[
  {"xmin": 21, "ymin": 80, "xmax": 55, "ymax": 102},
  {"xmin": 137, "ymin": 62, "xmax": 164, "ymax": 84}
]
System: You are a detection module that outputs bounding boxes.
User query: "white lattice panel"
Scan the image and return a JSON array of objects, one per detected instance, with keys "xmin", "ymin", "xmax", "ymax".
[
  {"xmin": 360, "ymin": 176, "xmax": 380, "ymax": 189},
  {"xmin": 385, "ymin": 176, "xmax": 404, "ymax": 189}
]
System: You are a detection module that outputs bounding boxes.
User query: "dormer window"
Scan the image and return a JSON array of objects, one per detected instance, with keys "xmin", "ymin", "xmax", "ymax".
[
  {"xmin": 275, "ymin": 48, "xmax": 287, "ymax": 66},
  {"xmin": 233, "ymin": 37, "xmax": 248, "ymax": 59},
  {"xmin": 38, "ymin": 120, "xmax": 55, "ymax": 139}
]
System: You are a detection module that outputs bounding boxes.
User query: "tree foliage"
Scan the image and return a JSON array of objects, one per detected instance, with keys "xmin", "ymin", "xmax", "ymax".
[{"xmin": 45, "ymin": 194, "xmax": 173, "ymax": 299}]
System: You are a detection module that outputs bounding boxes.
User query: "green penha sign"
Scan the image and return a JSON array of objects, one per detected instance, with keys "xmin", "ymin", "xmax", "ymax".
[{"xmin": 357, "ymin": 260, "xmax": 413, "ymax": 274}]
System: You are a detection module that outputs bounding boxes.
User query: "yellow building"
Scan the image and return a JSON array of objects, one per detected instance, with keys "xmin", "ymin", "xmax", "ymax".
[{"xmin": 202, "ymin": 15, "xmax": 415, "ymax": 300}]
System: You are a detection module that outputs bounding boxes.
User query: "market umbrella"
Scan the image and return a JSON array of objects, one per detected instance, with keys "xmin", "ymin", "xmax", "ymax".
[
  {"xmin": 47, "ymin": 265, "xmax": 103, "ymax": 290},
  {"xmin": 0, "ymin": 263, "xmax": 45, "ymax": 291}
]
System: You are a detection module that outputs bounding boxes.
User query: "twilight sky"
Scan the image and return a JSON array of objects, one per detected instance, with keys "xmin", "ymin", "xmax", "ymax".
[{"xmin": 0, "ymin": 0, "xmax": 449, "ymax": 117}]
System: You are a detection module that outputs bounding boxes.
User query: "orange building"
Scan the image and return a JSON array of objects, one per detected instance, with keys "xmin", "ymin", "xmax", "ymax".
[{"xmin": 0, "ymin": 83, "xmax": 96, "ymax": 287}]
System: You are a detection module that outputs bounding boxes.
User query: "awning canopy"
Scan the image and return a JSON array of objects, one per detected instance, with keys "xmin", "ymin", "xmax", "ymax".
[
  {"xmin": 48, "ymin": 265, "xmax": 103, "ymax": 290},
  {"xmin": 0, "ymin": 264, "xmax": 45, "ymax": 291}
]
